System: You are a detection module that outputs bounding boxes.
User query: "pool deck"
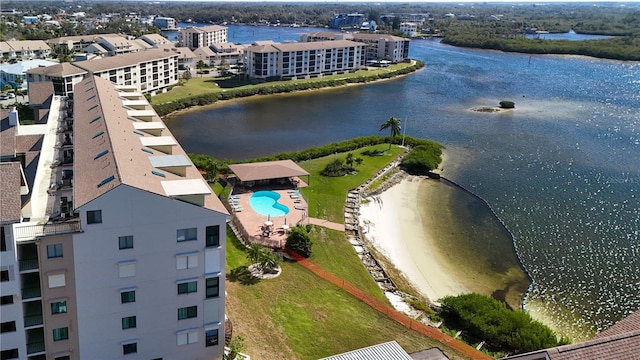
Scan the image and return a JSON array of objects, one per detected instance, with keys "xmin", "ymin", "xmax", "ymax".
[{"xmin": 230, "ymin": 188, "xmax": 308, "ymax": 248}]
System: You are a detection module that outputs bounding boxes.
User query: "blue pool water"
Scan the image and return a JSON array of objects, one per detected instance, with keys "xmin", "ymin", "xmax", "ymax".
[{"xmin": 250, "ymin": 191, "xmax": 290, "ymax": 217}]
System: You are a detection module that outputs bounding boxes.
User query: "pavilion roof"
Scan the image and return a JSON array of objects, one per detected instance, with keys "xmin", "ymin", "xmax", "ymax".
[{"xmin": 228, "ymin": 160, "xmax": 309, "ymax": 182}]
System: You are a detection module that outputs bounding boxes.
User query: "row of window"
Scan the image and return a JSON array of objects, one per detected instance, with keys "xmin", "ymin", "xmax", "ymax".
[{"xmin": 119, "ymin": 328, "xmax": 219, "ymax": 356}]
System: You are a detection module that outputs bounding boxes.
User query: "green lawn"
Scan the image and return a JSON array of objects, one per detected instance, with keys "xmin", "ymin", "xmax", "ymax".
[
  {"xmin": 225, "ymin": 228, "xmax": 469, "ymax": 360},
  {"xmin": 299, "ymin": 144, "xmax": 404, "ymax": 223},
  {"xmin": 151, "ymin": 63, "xmax": 414, "ymax": 105}
]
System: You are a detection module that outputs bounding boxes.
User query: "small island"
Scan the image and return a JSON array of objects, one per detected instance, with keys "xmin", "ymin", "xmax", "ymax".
[{"xmin": 471, "ymin": 100, "xmax": 515, "ymax": 113}]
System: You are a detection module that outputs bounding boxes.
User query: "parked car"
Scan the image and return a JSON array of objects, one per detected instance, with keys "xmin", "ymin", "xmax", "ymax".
[
  {"xmin": 0, "ymin": 94, "xmax": 10, "ymax": 100},
  {"xmin": 8, "ymin": 93, "xmax": 15, "ymax": 98}
]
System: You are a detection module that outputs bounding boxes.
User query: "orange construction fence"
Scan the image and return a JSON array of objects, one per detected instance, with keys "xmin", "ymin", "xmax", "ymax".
[{"xmin": 284, "ymin": 249, "xmax": 493, "ymax": 360}]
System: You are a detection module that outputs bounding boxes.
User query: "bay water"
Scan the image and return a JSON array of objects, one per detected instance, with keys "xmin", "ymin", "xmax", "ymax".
[{"xmin": 166, "ymin": 25, "xmax": 640, "ymax": 340}]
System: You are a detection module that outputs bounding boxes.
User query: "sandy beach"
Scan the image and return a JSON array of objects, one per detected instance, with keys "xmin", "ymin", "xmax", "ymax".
[{"xmin": 359, "ymin": 176, "xmax": 470, "ymax": 304}]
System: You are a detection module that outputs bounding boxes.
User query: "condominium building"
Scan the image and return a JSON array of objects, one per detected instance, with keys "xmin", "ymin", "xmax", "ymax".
[
  {"xmin": 154, "ymin": 17, "xmax": 177, "ymax": 30},
  {"xmin": 244, "ymin": 40, "xmax": 365, "ymax": 80},
  {"xmin": 330, "ymin": 13, "xmax": 365, "ymax": 29},
  {"xmin": 399, "ymin": 22, "xmax": 419, "ymax": 37},
  {"xmin": 0, "ymin": 76, "xmax": 228, "ymax": 360},
  {"xmin": 301, "ymin": 32, "xmax": 410, "ymax": 63},
  {"xmin": 179, "ymin": 25, "xmax": 228, "ymax": 50},
  {"xmin": 0, "ymin": 41, "xmax": 51, "ymax": 61},
  {"xmin": 193, "ymin": 43, "xmax": 245, "ymax": 67},
  {"xmin": 25, "ymin": 63, "xmax": 88, "ymax": 96}
]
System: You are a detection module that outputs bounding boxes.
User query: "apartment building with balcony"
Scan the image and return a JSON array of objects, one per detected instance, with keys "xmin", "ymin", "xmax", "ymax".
[
  {"xmin": 179, "ymin": 25, "xmax": 228, "ymax": 50},
  {"xmin": 0, "ymin": 76, "xmax": 228, "ymax": 360},
  {"xmin": 244, "ymin": 40, "xmax": 365, "ymax": 80},
  {"xmin": 301, "ymin": 32, "xmax": 410, "ymax": 63},
  {"xmin": 27, "ymin": 49, "xmax": 179, "ymax": 96},
  {"xmin": 0, "ymin": 40, "xmax": 52, "ymax": 61}
]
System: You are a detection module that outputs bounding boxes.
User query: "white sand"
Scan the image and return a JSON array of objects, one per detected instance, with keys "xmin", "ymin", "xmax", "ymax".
[{"xmin": 359, "ymin": 178, "xmax": 469, "ymax": 304}]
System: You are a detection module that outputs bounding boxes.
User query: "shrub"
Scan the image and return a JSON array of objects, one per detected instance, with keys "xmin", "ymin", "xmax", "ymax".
[
  {"xmin": 401, "ymin": 144, "xmax": 442, "ymax": 175},
  {"xmin": 285, "ymin": 225, "xmax": 313, "ymax": 258},
  {"xmin": 440, "ymin": 293, "xmax": 561, "ymax": 353},
  {"xmin": 321, "ymin": 158, "xmax": 347, "ymax": 177},
  {"xmin": 499, "ymin": 100, "xmax": 515, "ymax": 109}
]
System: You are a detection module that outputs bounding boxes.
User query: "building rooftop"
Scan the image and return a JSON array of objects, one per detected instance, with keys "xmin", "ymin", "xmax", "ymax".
[
  {"xmin": 25, "ymin": 62, "xmax": 87, "ymax": 77},
  {"xmin": 228, "ymin": 160, "xmax": 309, "ymax": 182},
  {"xmin": 319, "ymin": 341, "xmax": 413, "ymax": 360},
  {"xmin": 73, "ymin": 76, "xmax": 227, "ymax": 215},
  {"xmin": 73, "ymin": 48, "xmax": 177, "ymax": 73},
  {"xmin": 0, "ymin": 162, "xmax": 22, "ymax": 223}
]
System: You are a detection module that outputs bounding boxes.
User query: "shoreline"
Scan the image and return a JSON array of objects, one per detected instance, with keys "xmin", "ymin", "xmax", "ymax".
[
  {"xmin": 162, "ymin": 62, "xmax": 424, "ymax": 119},
  {"xmin": 358, "ymin": 151, "xmax": 530, "ymax": 309}
]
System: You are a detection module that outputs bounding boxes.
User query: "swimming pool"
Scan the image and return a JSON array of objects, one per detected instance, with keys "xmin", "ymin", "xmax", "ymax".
[{"xmin": 249, "ymin": 191, "xmax": 290, "ymax": 217}]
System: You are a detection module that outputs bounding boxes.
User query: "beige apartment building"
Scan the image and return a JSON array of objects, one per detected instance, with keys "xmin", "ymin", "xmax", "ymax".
[
  {"xmin": 0, "ymin": 76, "xmax": 228, "ymax": 360},
  {"xmin": 179, "ymin": 25, "xmax": 228, "ymax": 50},
  {"xmin": 301, "ymin": 32, "xmax": 410, "ymax": 63}
]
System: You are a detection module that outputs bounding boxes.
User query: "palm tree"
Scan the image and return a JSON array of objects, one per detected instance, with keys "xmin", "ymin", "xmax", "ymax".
[{"xmin": 379, "ymin": 116, "xmax": 402, "ymax": 150}]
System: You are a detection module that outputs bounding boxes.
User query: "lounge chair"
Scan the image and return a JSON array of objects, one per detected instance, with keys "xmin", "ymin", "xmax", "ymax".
[
  {"xmin": 294, "ymin": 199, "xmax": 302, "ymax": 204},
  {"xmin": 233, "ymin": 206, "xmax": 243, "ymax": 212},
  {"xmin": 290, "ymin": 195, "xmax": 300, "ymax": 199},
  {"xmin": 294, "ymin": 205, "xmax": 307, "ymax": 210}
]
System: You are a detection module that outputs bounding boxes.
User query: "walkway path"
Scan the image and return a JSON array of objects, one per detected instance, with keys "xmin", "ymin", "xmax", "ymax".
[
  {"xmin": 307, "ymin": 217, "xmax": 345, "ymax": 232},
  {"xmin": 284, "ymin": 249, "xmax": 492, "ymax": 360}
]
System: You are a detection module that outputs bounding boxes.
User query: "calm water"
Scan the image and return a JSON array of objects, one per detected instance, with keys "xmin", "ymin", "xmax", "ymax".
[{"xmin": 166, "ymin": 27, "xmax": 640, "ymax": 340}]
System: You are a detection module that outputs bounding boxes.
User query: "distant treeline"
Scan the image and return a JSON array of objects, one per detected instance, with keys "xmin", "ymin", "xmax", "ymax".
[{"xmin": 442, "ymin": 35, "xmax": 640, "ymax": 61}]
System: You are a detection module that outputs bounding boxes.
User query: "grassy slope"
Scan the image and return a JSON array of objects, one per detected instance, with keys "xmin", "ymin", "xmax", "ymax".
[
  {"xmin": 225, "ymin": 145, "xmax": 469, "ymax": 359},
  {"xmin": 299, "ymin": 144, "xmax": 404, "ymax": 223},
  {"xmin": 151, "ymin": 63, "xmax": 413, "ymax": 105}
]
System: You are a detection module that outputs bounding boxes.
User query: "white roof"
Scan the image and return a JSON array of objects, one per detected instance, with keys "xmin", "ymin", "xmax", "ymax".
[
  {"xmin": 140, "ymin": 136, "xmax": 177, "ymax": 147},
  {"xmin": 149, "ymin": 155, "xmax": 192, "ymax": 168},
  {"xmin": 0, "ymin": 59, "xmax": 57, "ymax": 75},
  {"xmin": 161, "ymin": 179, "xmax": 211, "ymax": 196},
  {"xmin": 133, "ymin": 122, "xmax": 165, "ymax": 130}
]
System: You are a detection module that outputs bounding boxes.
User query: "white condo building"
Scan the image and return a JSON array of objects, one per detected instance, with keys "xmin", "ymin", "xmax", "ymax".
[
  {"xmin": 179, "ymin": 25, "xmax": 228, "ymax": 50},
  {"xmin": 244, "ymin": 40, "xmax": 366, "ymax": 80},
  {"xmin": 0, "ymin": 76, "xmax": 228, "ymax": 360}
]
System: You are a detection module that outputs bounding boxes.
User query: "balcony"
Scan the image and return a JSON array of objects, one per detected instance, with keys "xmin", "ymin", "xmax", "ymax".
[
  {"xmin": 19, "ymin": 258, "xmax": 39, "ymax": 272},
  {"xmin": 21, "ymin": 273, "xmax": 42, "ymax": 300},
  {"xmin": 26, "ymin": 328, "xmax": 45, "ymax": 355},
  {"xmin": 24, "ymin": 300, "xmax": 44, "ymax": 328},
  {"xmin": 22, "ymin": 287, "xmax": 41, "ymax": 300},
  {"xmin": 14, "ymin": 221, "xmax": 81, "ymax": 242}
]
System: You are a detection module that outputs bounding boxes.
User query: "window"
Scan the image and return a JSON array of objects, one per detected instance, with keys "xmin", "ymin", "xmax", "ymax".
[
  {"xmin": 47, "ymin": 244, "xmax": 63, "ymax": 258},
  {"xmin": 0, "ymin": 270, "xmax": 8, "ymax": 282},
  {"xmin": 55, "ymin": 356, "xmax": 71, "ymax": 360},
  {"xmin": 53, "ymin": 327, "xmax": 69, "ymax": 341},
  {"xmin": 119, "ymin": 236, "xmax": 134, "ymax": 250},
  {"xmin": 0, "ymin": 349, "xmax": 18, "ymax": 359},
  {"xmin": 122, "ymin": 342, "xmax": 137, "ymax": 355},
  {"xmin": 119, "ymin": 262, "xmax": 136, "ymax": 278},
  {"xmin": 122, "ymin": 316, "xmax": 137, "ymax": 329},
  {"xmin": 51, "ymin": 301, "xmax": 67, "ymax": 314},
  {"xmin": 86, "ymin": 210, "xmax": 102, "ymax": 224},
  {"xmin": 121, "ymin": 290, "xmax": 136, "ymax": 304},
  {"xmin": 206, "ymin": 277, "xmax": 219, "ymax": 298},
  {"xmin": 0, "ymin": 321, "xmax": 16, "ymax": 333},
  {"xmin": 48, "ymin": 273, "xmax": 66, "ymax": 288},
  {"xmin": 177, "ymin": 281, "xmax": 197, "ymax": 295},
  {"xmin": 176, "ymin": 253, "xmax": 198, "ymax": 270},
  {"xmin": 205, "ymin": 225, "xmax": 220, "ymax": 247},
  {"xmin": 0, "ymin": 295, "xmax": 13, "ymax": 305},
  {"xmin": 1, "ymin": 226, "xmax": 6, "ymax": 252},
  {"xmin": 205, "ymin": 329, "xmax": 219, "ymax": 347},
  {"xmin": 177, "ymin": 330, "xmax": 198, "ymax": 345},
  {"xmin": 177, "ymin": 306, "xmax": 197, "ymax": 320},
  {"xmin": 177, "ymin": 228, "xmax": 197, "ymax": 242}
]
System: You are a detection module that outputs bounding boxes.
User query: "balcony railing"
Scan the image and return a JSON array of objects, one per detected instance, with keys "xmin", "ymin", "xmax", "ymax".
[
  {"xmin": 26, "ymin": 341, "xmax": 46, "ymax": 354},
  {"xmin": 14, "ymin": 221, "xmax": 81, "ymax": 241},
  {"xmin": 19, "ymin": 258, "xmax": 39, "ymax": 272},
  {"xmin": 22, "ymin": 287, "xmax": 42, "ymax": 300},
  {"xmin": 24, "ymin": 313, "xmax": 44, "ymax": 328}
]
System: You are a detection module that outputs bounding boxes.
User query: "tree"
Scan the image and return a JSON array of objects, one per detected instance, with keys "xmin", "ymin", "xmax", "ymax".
[
  {"xmin": 354, "ymin": 157, "xmax": 364, "ymax": 167},
  {"xmin": 345, "ymin": 152, "xmax": 355, "ymax": 168},
  {"xmin": 183, "ymin": 67, "xmax": 192, "ymax": 80},
  {"xmin": 285, "ymin": 225, "xmax": 312, "ymax": 258},
  {"xmin": 224, "ymin": 336, "xmax": 246, "ymax": 360},
  {"xmin": 379, "ymin": 116, "xmax": 401, "ymax": 150},
  {"xmin": 246, "ymin": 242, "xmax": 264, "ymax": 266},
  {"xmin": 14, "ymin": 77, "xmax": 23, "ymax": 90},
  {"xmin": 196, "ymin": 60, "xmax": 207, "ymax": 69}
]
